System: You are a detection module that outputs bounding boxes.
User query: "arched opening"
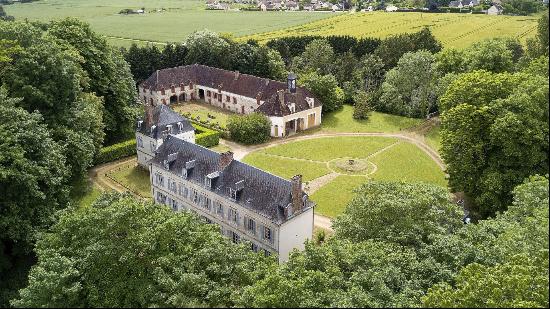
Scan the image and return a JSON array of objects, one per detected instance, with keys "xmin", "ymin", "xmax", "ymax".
[
  {"xmin": 198, "ymin": 89, "xmax": 205, "ymax": 100},
  {"xmin": 178, "ymin": 93, "xmax": 186, "ymax": 102},
  {"xmin": 169, "ymin": 95, "xmax": 177, "ymax": 104}
]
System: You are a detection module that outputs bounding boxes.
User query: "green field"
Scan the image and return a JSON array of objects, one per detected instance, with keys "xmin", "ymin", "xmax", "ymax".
[
  {"xmin": 242, "ymin": 136, "xmax": 447, "ymax": 218},
  {"xmin": 4, "ymin": 0, "xmax": 333, "ymax": 47},
  {"xmin": 173, "ymin": 101, "xmax": 232, "ymax": 129},
  {"xmin": 241, "ymin": 11, "xmax": 540, "ymax": 48},
  {"xmin": 108, "ymin": 162, "xmax": 152, "ymax": 198}
]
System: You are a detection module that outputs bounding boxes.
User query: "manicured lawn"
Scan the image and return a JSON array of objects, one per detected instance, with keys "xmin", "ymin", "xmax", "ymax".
[
  {"xmin": 425, "ymin": 124, "xmax": 442, "ymax": 154},
  {"xmin": 370, "ymin": 142, "xmax": 447, "ymax": 187},
  {"xmin": 5, "ymin": 0, "xmax": 333, "ymax": 46},
  {"xmin": 108, "ymin": 163, "xmax": 152, "ymax": 198},
  {"xmin": 173, "ymin": 101, "xmax": 232, "ymax": 129},
  {"xmin": 310, "ymin": 175, "xmax": 368, "ymax": 218},
  {"xmin": 242, "ymin": 153, "xmax": 331, "ymax": 182},
  {"xmin": 320, "ymin": 105, "xmax": 423, "ymax": 134},
  {"xmin": 241, "ymin": 11, "xmax": 539, "ymax": 48},
  {"xmin": 261, "ymin": 136, "xmax": 398, "ymax": 161}
]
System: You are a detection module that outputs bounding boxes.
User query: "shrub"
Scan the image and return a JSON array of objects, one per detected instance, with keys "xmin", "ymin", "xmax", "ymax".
[
  {"xmin": 194, "ymin": 124, "xmax": 220, "ymax": 148},
  {"xmin": 95, "ymin": 139, "xmax": 136, "ymax": 165},
  {"xmin": 227, "ymin": 113, "xmax": 271, "ymax": 145},
  {"xmin": 353, "ymin": 90, "xmax": 375, "ymax": 120}
]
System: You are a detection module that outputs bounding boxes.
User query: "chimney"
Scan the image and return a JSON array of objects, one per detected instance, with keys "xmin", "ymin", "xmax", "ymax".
[
  {"xmin": 219, "ymin": 151, "xmax": 233, "ymax": 171},
  {"xmin": 277, "ymin": 89, "xmax": 285, "ymax": 105},
  {"xmin": 291, "ymin": 174, "xmax": 303, "ymax": 212},
  {"xmin": 145, "ymin": 103, "xmax": 154, "ymax": 127},
  {"xmin": 234, "ymin": 70, "xmax": 240, "ymax": 80}
]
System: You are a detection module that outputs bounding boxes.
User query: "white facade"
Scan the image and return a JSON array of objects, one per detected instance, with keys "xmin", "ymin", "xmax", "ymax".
[
  {"xmin": 138, "ymin": 83, "xmax": 322, "ymax": 138},
  {"xmin": 150, "ymin": 162, "xmax": 313, "ymax": 263}
]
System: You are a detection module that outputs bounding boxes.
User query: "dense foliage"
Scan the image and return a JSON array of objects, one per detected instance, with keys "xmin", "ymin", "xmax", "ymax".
[
  {"xmin": 299, "ymin": 72, "xmax": 344, "ymax": 113},
  {"xmin": 94, "ymin": 139, "xmax": 137, "ymax": 165},
  {"xmin": 227, "ymin": 112, "xmax": 271, "ymax": 145},
  {"xmin": 194, "ymin": 123, "xmax": 221, "ymax": 148},
  {"xmin": 11, "ymin": 193, "xmax": 273, "ymax": 308}
]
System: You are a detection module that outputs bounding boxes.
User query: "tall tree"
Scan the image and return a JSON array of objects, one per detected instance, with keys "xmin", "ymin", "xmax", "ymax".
[
  {"xmin": 184, "ymin": 29, "xmax": 232, "ymax": 69},
  {"xmin": 300, "ymin": 72, "xmax": 344, "ymax": 113},
  {"xmin": 12, "ymin": 193, "xmax": 273, "ymax": 308}
]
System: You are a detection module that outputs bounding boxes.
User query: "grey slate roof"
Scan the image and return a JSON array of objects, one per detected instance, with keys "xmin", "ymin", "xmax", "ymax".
[
  {"xmin": 152, "ymin": 136, "xmax": 312, "ymax": 224},
  {"xmin": 140, "ymin": 64, "xmax": 321, "ymax": 117},
  {"xmin": 137, "ymin": 104, "xmax": 194, "ymax": 139}
]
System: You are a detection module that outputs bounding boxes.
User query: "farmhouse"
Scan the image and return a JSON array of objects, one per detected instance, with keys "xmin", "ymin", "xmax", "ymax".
[
  {"xmin": 135, "ymin": 104, "xmax": 195, "ymax": 167},
  {"xmin": 150, "ymin": 135, "xmax": 314, "ymax": 263},
  {"xmin": 139, "ymin": 64, "xmax": 323, "ymax": 137}
]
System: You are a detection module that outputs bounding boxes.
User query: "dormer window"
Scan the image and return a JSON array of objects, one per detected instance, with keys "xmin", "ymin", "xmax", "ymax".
[
  {"xmin": 229, "ymin": 180, "xmax": 244, "ymax": 201},
  {"xmin": 161, "ymin": 88, "xmax": 166, "ymax": 95},
  {"xmin": 181, "ymin": 159, "xmax": 196, "ymax": 179},
  {"xmin": 205, "ymin": 171, "xmax": 220, "ymax": 188},
  {"xmin": 137, "ymin": 120, "xmax": 143, "ymax": 129},
  {"xmin": 289, "ymin": 103, "xmax": 296, "ymax": 113},
  {"xmin": 177, "ymin": 122, "xmax": 184, "ymax": 131},
  {"xmin": 166, "ymin": 124, "xmax": 172, "ymax": 134}
]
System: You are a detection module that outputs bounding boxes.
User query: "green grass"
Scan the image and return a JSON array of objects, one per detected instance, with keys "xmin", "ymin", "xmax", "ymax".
[
  {"xmin": 5, "ymin": 0, "xmax": 333, "ymax": 46},
  {"xmin": 320, "ymin": 106, "xmax": 423, "ymax": 134},
  {"xmin": 425, "ymin": 124, "xmax": 442, "ymax": 154},
  {"xmin": 108, "ymin": 163, "xmax": 152, "ymax": 198},
  {"xmin": 70, "ymin": 178, "xmax": 103, "ymax": 208},
  {"xmin": 311, "ymin": 175, "xmax": 368, "ymax": 218},
  {"xmin": 241, "ymin": 11, "xmax": 540, "ymax": 48},
  {"xmin": 261, "ymin": 136, "xmax": 398, "ymax": 161},
  {"xmin": 242, "ymin": 153, "xmax": 331, "ymax": 182},
  {"xmin": 370, "ymin": 142, "xmax": 447, "ymax": 187},
  {"xmin": 173, "ymin": 101, "xmax": 231, "ymax": 129}
]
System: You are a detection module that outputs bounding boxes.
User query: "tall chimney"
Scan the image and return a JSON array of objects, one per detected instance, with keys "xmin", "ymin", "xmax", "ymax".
[
  {"xmin": 291, "ymin": 174, "xmax": 303, "ymax": 213},
  {"xmin": 219, "ymin": 151, "xmax": 233, "ymax": 171},
  {"xmin": 145, "ymin": 103, "xmax": 154, "ymax": 127}
]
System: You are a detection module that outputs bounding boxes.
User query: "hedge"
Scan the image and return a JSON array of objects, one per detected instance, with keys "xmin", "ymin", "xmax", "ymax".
[
  {"xmin": 94, "ymin": 139, "xmax": 136, "ymax": 165},
  {"xmin": 194, "ymin": 124, "xmax": 220, "ymax": 148}
]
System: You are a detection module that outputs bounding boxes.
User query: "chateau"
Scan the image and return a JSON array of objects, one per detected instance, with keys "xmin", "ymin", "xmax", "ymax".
[
  {"xmin": 138, "ymin": 64, "xmax": 322, "ymax": 137},
  {"xmin": 148, "ymin": 136, "xmax": 314, "ymax": 263}
]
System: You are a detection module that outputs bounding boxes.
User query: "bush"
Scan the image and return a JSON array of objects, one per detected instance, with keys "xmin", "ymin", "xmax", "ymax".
[
  {"xmin": 194, "ymin": 124, "xmax": 220, "ymax": 148},
  {"xmin": 95, "ymin": 139, "xmax": 136, "ymax": 165},
  {"xmin": 227, "ymin": 113, "xmax": 271, "ymax": 145}
]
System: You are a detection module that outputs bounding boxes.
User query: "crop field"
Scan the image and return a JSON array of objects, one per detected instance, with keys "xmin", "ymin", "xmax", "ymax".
[
  {"xmin": 242, "ymin": 136, "xmax": 447, "ymax": 218},
  {"xmin": 241, "ymin": 11, "xmax": 540, "ymax": 48},
  {"xmin": 4, "ymin": 0, "xmax": 333, "ymax": 47}
]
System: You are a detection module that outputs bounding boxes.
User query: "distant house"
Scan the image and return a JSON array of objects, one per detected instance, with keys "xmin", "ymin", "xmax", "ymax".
[
  {"xmin": 331, "ymin": 3, "xmax": 342, "ymax": 11},
  {"xmin": 449, "ymin": 0, "xmax": 478, "ymax": 7},
  {"xmin": 386, "ymin": 5, "xmax": 398, "ymax": 11},
  {"xmin": 487, "ymin": 4, "xmax": 502, "ymax": 14},
  {"xmin": 206, "ymin": 1, "xmax": 230, "ymax": 10},
  {"xmin": 285, "ymin": 0, "xmax": 299, "ymax": 10}
]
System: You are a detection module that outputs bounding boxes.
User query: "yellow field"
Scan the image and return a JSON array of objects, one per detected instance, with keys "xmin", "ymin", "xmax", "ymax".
[{"xmin": 240, "ymin": 12, "xmax": 540, "ymax": 48}]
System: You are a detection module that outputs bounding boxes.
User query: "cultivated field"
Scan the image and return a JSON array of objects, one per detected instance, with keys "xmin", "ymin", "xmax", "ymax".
[
  {"xmin": 240, "ymin": 11, "xmax": 540, "ymax": 48},
  {"xmin": 4, "ymin": 0, "xmax": 333, "ymax": 47}
]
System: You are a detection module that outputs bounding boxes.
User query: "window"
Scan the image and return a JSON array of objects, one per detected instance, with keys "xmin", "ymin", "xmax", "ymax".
[
  {"xmin": 169, "ymin": 198, "xmax": 178, "ymax": 211},
  {"xmin": 207, "ymin": 90, "xmax": 211, "ymax": 97},
  {"xmin": 137, "ymin": 136, "xmax": 143, "ymax": 148},
  {"xmin": 216, "ymin": 202, "xmax": 224, "ymax": 217},
  {"xmin": 161, "ymin": 88, "xmax": 165, "ymax": 95},
  {"xmin": 264, "ymin": 227, "xmax": 272, "ymax": 242},
  {"xmin": 204, "ymin": 197, "xmax": 212, "ymax": 211},
  {"xmin": 150, "ymin": 141, "xmax": 155, "ymax": 152},
  {"xmin": 246, "ymin": 217, "xmax": 256, "ymax": 235},
  {"xmin": 218, "ymin": 94, "xmax": 222, "ymax": 102},
  {"xmin": 189, "ymin": 83, "xmax": 193, "ymax": 89},
  {"xmin": 192, "ymin": 189, "xmax": 199, "ymax": 204},
  {"xmin": 214, "ymin": 93, "xmax": 217, "ymax": 99},
  {"xmin": 231, "ymin": 231, "xmax": 240, "ymax": 244},
  {"xmin": 154, "ymin": 173, "xmax": 164, "ymax": 187},
  {"xmin": 156, "ymin": 191, "xmax": 167, "ymax": 204},
  {"xmin": 251, "ymin": 243, "xmax": 258, "ymax": 253},
  {"xmin": 233, "ymin": 97, "xmax": 237, "ymax": 104},
  {"xmin": 226, "ymin": 95, "xmax": 231, "ymax": 102},
  {"xmin": 264, "ymin": 249, "xmax": 271, "ymax": 257},
  {"xmin": 171, "ymin": 86, "xmax": 175, "ymax": 93},
  {"xmin": 228, "ymin": 208, "xmax": 238, "ymax": 225}
]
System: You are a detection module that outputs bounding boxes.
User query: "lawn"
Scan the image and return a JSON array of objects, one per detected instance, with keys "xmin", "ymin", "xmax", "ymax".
[
  {"xmin": 107, "ymin": 162, "xmax": 152, "ymax": 198},
  {"xmin": 242, "ymin": 136, "xmax": 447, "ymax": 218},
  {"xmin": 71, "ymin": 179, "xmax": 103, "ymax": 208},
  {"xmin": 242, "ymin": 153, "xmax": 331, "ymax": 182},
  {"xmin": 4, "ymin": 0, "xmax": 333, "ymax": 46},
  {"xmin": 370, "ymin": 142, "xmax": 447, "ymax": 187},
  {"xmin": 310, "ymin": 175, "xmax": 368, "ymax": 218},
  {"xmin": 320, "ymin": 105, "xmax": 423, "ymax": 133},
  {"xmin": 261, "ymin": 136, "xmax": 398, "ymax": 161},
  {"xmin": 240, "ymin": 11, "xmax": 540, "ymax": 48},
  {"xmin": 173, "ymin": 101, "xmax": 232, "ymax": 129},
  {"xmin": 425, "ymin": 124, "xmax": 442, "ymax": 154}
]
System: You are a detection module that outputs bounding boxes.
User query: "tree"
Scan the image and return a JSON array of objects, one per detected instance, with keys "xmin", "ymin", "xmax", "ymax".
[
  {"xmin": 124, "ymin": 43, "xmax": 163, "ymax": 83},
  {"xmin": 352, "ymin": 90, "xmax": 374, "ymax": 119},
  {"xmin": 292, "ymin": 39, "xmax": 335, "ymax": 75},
  {"xmin": 238, "ymin": 239, "xmax": 443, "ymax": 308},
  {"xmin": 300, "ymin": 72, "xmax": 344, "ymax": 113},
  {"xmin": 464, "ymin": 38, "xmax": 515, "ymax": 73},
  {"xmin": 502, "ymin": 0, "xmax": 544, "ymax": 15},
  {"xmin": 333, "ymin": 181, "xmax": 463, "ymax": 248},
  {"xmin": 184, "ymin": 29, "xmax": 232, "ymax": 69},
  {"xmin": 227, "ymin": 112, "xmax": 271, "ymax": 145},
  {"xmin": 434, "ymin": 48, "xmax": 467, "ymax": 76},
  {"xmin": 333, "ymin": 51, "xmax": 358, "ymax": 85},
  {"xmin": 47, "ymin": 18, "xmax": 139, "ymax": 144},
  {"xmin": 379, "ymin": 50, "xmax": 437, "ymax": 118},
  {"xmin": 0, "ymin": 88, "xmax": 70, "ymax": 306},
  {"xmin": 422, "ymin": 176, "xmax": 549, "ymax": 308},
  {"xmin": 526, "ymin": 11, "xmax": 549, "ymax": 59},
  {"xmin": 12, "ymin": 193, "xmax": 273, "ymax": 308},
  {"xmin": 374, "ymin": 28, "xmax": 442, "ymax": 69},
  {"xmin": 440, "ymin": 71, "xmax": 549, "ymax": 217}
]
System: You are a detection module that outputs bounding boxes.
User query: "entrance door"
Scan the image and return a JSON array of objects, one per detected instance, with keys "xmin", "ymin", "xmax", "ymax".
[
  {"xmin": 274, "ymin": 125, "xmax": 278, "ymax": 137},
  {"xmin": 198, "ymin": 89, "xmax": 205, "ymax": 100},
  {"xmin": 308, "ymin": 113, "xmax": 315, "ymax": 127},
  {"xmin": 241, "ymin": 106, "xmax": 245, "ymax": 114},
  {"xmin": 169, "ymin": 95, "xmax": 177, "ymax": 104}
]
